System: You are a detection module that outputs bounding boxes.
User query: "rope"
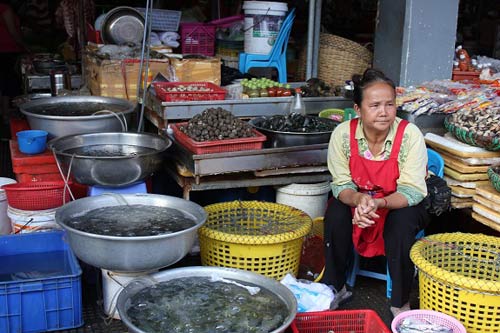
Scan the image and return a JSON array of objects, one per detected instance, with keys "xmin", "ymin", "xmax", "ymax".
[
  {"xmin": 52, "ymin": 149, "xmax": 76, "ymax": 202},
  {"xmin": 91, "ymin": 110, "xmax": 128, "ymax": 132}
]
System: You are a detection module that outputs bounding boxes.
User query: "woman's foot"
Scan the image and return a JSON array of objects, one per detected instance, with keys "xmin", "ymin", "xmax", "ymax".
[
  {"xmin": 390, "ymin": 302, "xmax": 411, "ymax": 317},
  {"xmin": 329, "ymin": 285, "xmax": 353, "ymax": 310}
]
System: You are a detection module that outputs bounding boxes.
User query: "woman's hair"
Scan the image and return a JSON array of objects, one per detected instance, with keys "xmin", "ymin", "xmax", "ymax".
[{"xmin": 352, "ymin": 68, "xmax": 396, "ymax": 106}]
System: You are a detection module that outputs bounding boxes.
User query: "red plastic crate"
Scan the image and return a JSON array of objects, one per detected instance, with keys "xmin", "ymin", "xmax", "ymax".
[
  {"xmin": 452, "ymin": 69, "xmax": 480, "ymax": 81},
  {"xmin": 15, "ymin": 172, "xmax": 63, "ymax": 183},
  {"xmin": 291, "ymin": 310, "xmax": 391, "ymax": 333},
  {"xmin": 1, "ymin": 181, "xmax": 72, "ymax": 210},
  {"xmin": 153, "ymin": 82, "xmax": 226, "ymax": 102},
  {"xmin": 180, "ymin": 22, "xmax": 216, "ymax": 56},
  {"xmin": 9, "ymin": 117, "xmax": 30, "ymax": 140},
  {"xmin": 171, "ymin": 122, "xmax": 266, "ymax": 154},
  {"xmin": 9, "ymin": 140, "xmax": 59, "ymax": 174}
]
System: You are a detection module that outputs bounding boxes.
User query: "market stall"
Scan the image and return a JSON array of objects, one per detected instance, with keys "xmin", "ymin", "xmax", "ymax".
[{"xmin": 2, "ymin": 2, "xmax": 500, "ymax": 333}]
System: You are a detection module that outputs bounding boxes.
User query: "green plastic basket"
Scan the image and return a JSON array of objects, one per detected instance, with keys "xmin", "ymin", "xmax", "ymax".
[
  {"xmin": 487, "ymin": 164, "xmax": 500, "ymax": 192},
  {"xmin": 444, "ymin": 115, "xmax": 500, "ymax": 151}
]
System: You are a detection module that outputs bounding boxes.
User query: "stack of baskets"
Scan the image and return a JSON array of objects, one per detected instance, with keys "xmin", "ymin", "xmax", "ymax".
[
  {"xmin": 198, "ymin": 201, "xmax": 312, "ymax": 280},
  {"xmin": 410, "ymin": 233, "xmax": 500, "ymax": 333},
  {"xmin": 296, "ymin": 33, "xmax": 373, "ymax": 88}
]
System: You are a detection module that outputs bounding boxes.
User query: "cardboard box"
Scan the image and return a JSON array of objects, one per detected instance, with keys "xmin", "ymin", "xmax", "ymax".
[
  {"xmin": 84, "ymin": 44, "xmax": 222, "ymax": 100},
  {"xmin": 84, "ymin": 54, "xmax": 170, "ymax": 101},
  {"xmin": 169, "ymin": 57, "xmax": 221, "ymax": 85}
]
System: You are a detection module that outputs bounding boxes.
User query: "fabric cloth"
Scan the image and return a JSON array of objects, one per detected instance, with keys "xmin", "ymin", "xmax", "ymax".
[
  {"xmin": 0, "ymin": 4, "xmax": 23, "ymax": 52},
  {"xmin": 328, "ymin": 117, "xmax": 428, "ymax": 206},
  {"xmin": 322, "ymin": 197, "xmax": 429, "ymax": 307},
  {"xmin": 349, "ymin": 118, "xmax": 408, "ymax": 257}
]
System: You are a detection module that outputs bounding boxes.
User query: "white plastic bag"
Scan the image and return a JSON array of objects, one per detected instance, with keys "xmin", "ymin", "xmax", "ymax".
[{"xmin": 280, "ymin": 273, "xmax": 334, "ymax": 312}]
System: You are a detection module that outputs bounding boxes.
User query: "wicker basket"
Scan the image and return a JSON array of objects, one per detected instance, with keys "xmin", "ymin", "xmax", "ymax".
[
  {"xmin": 296, "ymin": 33, "xmax": 373, "ymax": 88},
  {"xmin": 198, "ymin": 201, "xmax": 312, "ymax": 280},
  {"xmin": 410, "ymin": 233, "xmax": 500, "ymax": 333}
]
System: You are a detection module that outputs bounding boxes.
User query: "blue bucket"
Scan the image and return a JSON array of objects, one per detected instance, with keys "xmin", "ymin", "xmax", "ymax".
[{"xmin": 16, "ymin": 130, "xmax": 48, "ymax": 154}]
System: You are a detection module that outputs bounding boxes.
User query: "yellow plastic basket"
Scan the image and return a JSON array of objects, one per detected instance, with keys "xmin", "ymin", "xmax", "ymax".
[
  {"xmin": 199, "ymin": 201, "xmax": 312, "ymax": 280},
  {"xmin": 410, "ymin": 233, "xmax": 500, "ymax": 333}
]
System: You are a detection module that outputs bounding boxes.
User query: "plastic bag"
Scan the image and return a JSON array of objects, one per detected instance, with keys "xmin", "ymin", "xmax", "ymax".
[{"xmin": 280, "ymin": 273, "xmax": 334, "ymax": 312}]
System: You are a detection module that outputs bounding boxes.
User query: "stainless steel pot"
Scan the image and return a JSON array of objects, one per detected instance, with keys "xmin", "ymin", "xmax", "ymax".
[
  {"xmin": 19, "ymin": 96, "xmax": 135, "ymax": 138},
  {"xmin": 55, "ymin": 194, "xmax": 207, "ymax": 272},
  {"xmin": 48, "ymin": 132, "xmax": 171, "ymax": 187},
  {"xmin": 101, "ymin": 6, "xmax": 145, "ymax": 45},
  {"xmin": 249, "ymin": 116, "xmax": 338, "ymax": 148},
  {"xmin": 116, "ymin": 266, "xmax": 297, "ymax": 333}
]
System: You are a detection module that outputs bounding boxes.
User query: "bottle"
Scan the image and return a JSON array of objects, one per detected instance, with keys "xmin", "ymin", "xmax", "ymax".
[{"xmin": 290, "ymin": 88, "xmax": 306, "ymax": 115}]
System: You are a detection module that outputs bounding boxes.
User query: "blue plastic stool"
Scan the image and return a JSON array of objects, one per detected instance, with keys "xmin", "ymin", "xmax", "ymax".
[
  {"xmin": 346, "ymin": 229, "xmax": 425, "ymax": 298},
  {"xmin": 346, "ymin": 149, "xmax": 444, "ymax": 298},
  {"xmin": 88, "ymin": 182, "xmax": 147, "ymax": 196}
]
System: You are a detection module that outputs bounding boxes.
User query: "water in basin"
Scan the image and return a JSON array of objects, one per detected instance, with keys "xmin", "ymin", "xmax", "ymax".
[
  {"xmin": 126, "ymin": 276, "xmax": 288, "ymax": 333},
  {"xmin": 65, "ymin": 205, "xmax": 197, "ymax": 237},
  {"xmin": 27, "ymin": 102, "xmax": 128, "ymax": 116},
  {"xmin": 64, "ymin": 144, "xmax": 157, "ymax": 157}
]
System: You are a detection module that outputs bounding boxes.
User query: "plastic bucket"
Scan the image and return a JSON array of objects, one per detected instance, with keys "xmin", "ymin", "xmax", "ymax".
[
  {"xmin": 102, "ymin": 269, "xmax": 157, "ymax": 320},
  {"xmin": 7, "ymin": 206, "xmax": 60, "ymax": 233},
  {"xmin": 276, "ymin": 182, "xmax": 331, "ymax": 219},
  {"xmin": 16, "ymin": 130, "xmax": 48, "ymax": 154},
  {"xmin": 0, "ymin": 177, "xmax": 17, "ymax": 234},
  {"xmin": 243, "ymin": 1, "xmax": 288, "ymax": 54}
]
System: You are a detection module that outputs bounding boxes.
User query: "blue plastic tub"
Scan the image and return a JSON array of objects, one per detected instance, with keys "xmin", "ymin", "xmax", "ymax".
[
  {"xmin": 16, "ymin": 130, "xmax": 48, "ymax": 155},
  {"xmin": 0, "ymin": 231, "xmax": 83, "ymax": 333}
]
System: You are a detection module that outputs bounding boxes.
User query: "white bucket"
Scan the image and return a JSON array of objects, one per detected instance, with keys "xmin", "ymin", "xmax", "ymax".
[
  {"xmin": 243, "ymin": 1, "xmax": 288, "ymax": 54},
  {"xmin": 276, "ymin": 182, "xmax": 331, "ymax": 219},
  {"xmin": 102, "ymin": 269, "xmax": 157, "ymax": 320},
  {"xmin": 0, "ymin": 177, "xmax": 17, "ymax": 234},
  {"xmin": 7, "ymin": 206, "xmax": 60, "ymax": 233}
]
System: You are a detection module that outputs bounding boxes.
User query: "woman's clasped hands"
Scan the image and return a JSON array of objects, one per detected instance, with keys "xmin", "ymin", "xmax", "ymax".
[{"xmin": 352, "ymin": 193, "xmax": 381, "ymax": 228}]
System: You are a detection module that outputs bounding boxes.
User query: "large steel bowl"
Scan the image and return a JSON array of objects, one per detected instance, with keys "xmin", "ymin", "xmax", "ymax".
[
  {"xmin": 55, "ymin": 194, "xmax": 207, "ymax": 272},
  {"xmin": 249, "ymin": 116, "xmax": 338, "ymax": 148},
  {"xmin": 19, "ymin": 96, "xmax": 136, "ymax": 138},
  {"xmin": 116, "ymin": 266, "xmax": 297, "ymax": 333},
  {"xmin": 48, "ymin": 132, "xmax": 171, "ymax": 187}
]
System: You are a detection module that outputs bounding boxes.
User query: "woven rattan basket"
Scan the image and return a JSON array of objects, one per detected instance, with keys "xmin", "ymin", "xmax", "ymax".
[
  {"xmin": 296, "ymin": 33, "xmax": 373, "ymax": 88},
  {"xmin": 198, "ymin": 201, "xmax": 312, "ymax": 280},
  {"xmin": 410, "ymin": 233, "xmax": 500, "ymax": 333}
]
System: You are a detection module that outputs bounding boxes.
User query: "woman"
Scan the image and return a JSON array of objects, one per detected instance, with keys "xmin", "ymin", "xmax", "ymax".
[
  {"xmin": 0, "ymin": 1, "xmax": 25, "ymax": 116},
  {"xmin": 322, "ymin": 69, "xmax": 429, "ymax": 317}
]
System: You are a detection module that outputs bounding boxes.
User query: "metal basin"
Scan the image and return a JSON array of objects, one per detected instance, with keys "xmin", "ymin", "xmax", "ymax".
[
  {"xmin": 116, "ymin": 266, "xmax": 297, "ymax": 333},
  {"xmin": 19, "ymin": 96, "xmax": 135, "ymax": 138},
  {"xmin": 249, "ymin": 116, "xmax": 338, "ymax": 148},
  {"xmin": 101, "ymin": 6, "xmax": 145, "ymax": 45},
  {"xmin": 55, "ymin": 194, "xmax": 207, "ymax": 273},
  {"xmin": 48, "ymin": 132, "xmax": 171, "ymax": 187}
]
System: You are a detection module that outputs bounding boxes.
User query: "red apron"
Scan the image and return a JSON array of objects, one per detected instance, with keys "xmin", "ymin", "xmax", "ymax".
[{"xmin": 349, "ymin": 118, "xmax": 408, "ymax": 257}]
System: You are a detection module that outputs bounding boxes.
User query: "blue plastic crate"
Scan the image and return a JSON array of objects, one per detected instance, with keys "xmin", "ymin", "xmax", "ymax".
[
  {"xmin": 136, "ymin": 8, "xmax": 182, "ymax": 31},
  {"xmin": 0, "ymin": 231, "xmax": 83, "ymax": 333}
]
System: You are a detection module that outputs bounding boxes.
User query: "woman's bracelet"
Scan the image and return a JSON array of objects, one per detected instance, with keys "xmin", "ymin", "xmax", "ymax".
[{"xmin": 382, "ymin": 197, "xmax": 388, "ymax": 208}]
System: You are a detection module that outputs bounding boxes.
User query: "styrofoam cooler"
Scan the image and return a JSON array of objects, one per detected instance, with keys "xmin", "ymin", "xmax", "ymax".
[
  {"xmin": 0, "ymin": 178, "xmax": 17, "ymax": 234},
  {"xmin": 276, "ymin": 182, "xmax": 331, "ymax": 219}
]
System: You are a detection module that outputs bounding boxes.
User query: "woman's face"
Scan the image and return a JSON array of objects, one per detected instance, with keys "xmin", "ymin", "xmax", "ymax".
[{"xmin": 354, "ymin": 82, "xmax": 396, "ymax": 134}]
